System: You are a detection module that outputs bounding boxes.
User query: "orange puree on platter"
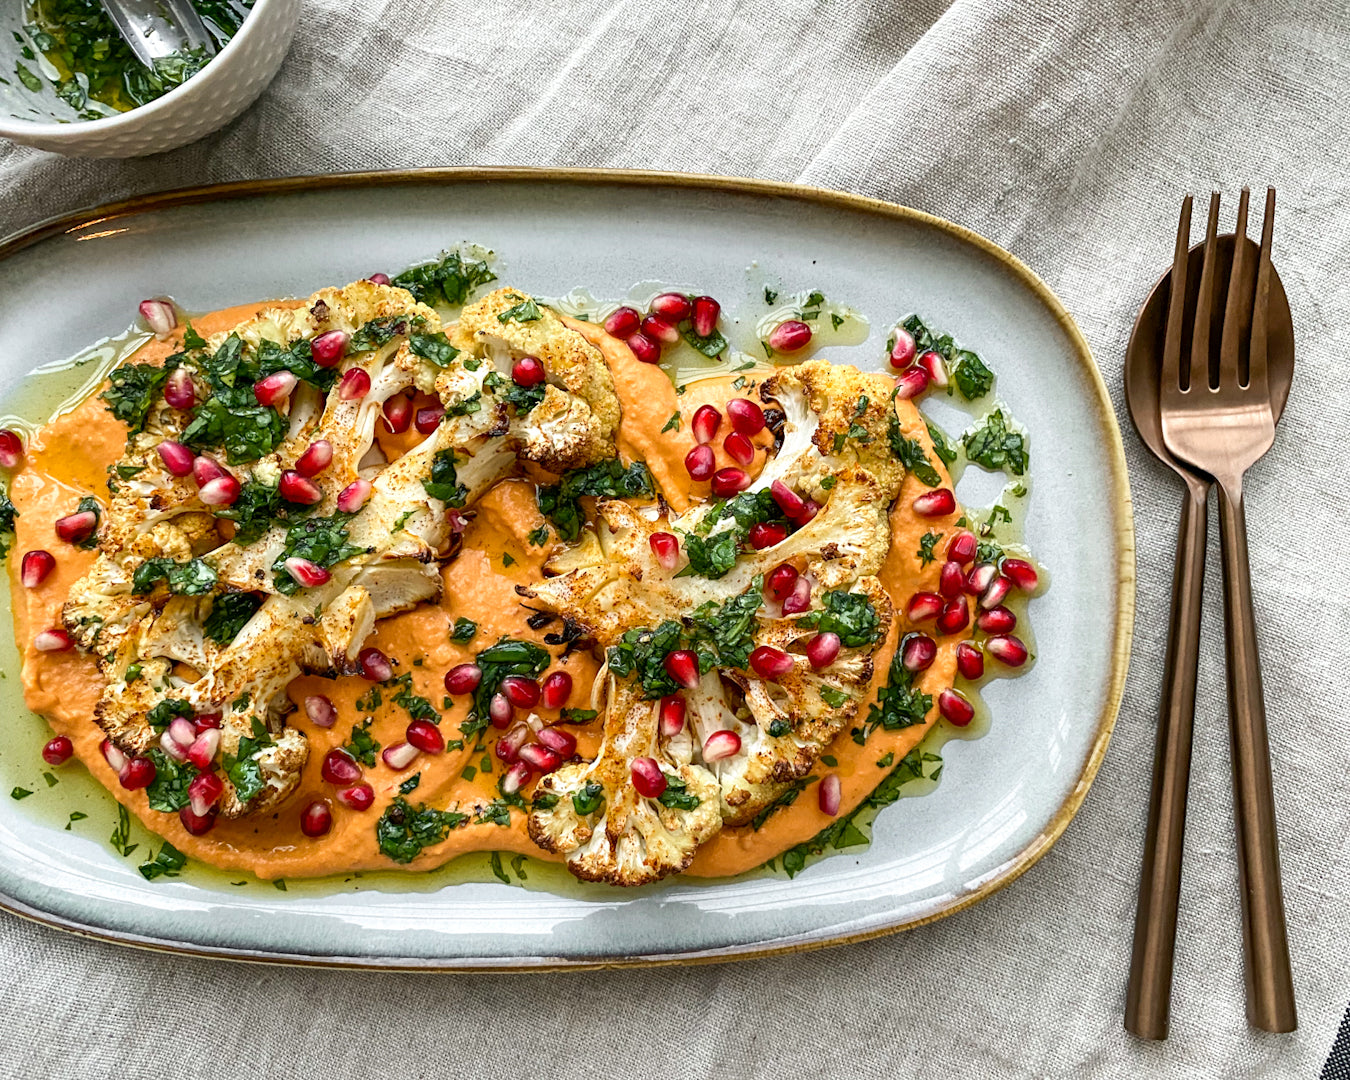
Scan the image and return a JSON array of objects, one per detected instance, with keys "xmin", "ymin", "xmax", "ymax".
[{"xmin": 8, "ymin": 304, "xmax": 969, "ymax": 883}]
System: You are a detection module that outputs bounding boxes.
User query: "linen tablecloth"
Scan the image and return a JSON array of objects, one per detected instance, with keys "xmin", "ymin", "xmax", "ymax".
[{"xmin": 2, "ymin": 1, "xmax": 1348, "ymax": 1076}]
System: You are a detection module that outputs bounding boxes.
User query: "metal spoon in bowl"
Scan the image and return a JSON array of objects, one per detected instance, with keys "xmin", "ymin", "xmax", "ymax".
[
  {"xmin": 98, "ymin": 0, "xmax": 217, "ymax": 70},
  {"xmin": 1122, "ymin": 229, "xmax": 1294, "ymax": 1040}
]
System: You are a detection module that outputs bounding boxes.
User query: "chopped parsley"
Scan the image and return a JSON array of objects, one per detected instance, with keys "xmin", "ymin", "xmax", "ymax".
[
  {"xmin": 888, "ymin": 410, "xmax": 942, "ymax": 487},
  {"xmin": 271, "ymin": 513, "xmax": 365, "ymax": 594},
  {"xmin": 658, "ymin": 774, "xmax": 702, "ymax": 811},
  {"xmin": 484, "ymin": 370, "xmax": 546, "ymax": 414},
  {"xmin": 423, "ymin": 449, "xmax": 469, "ymax": 507},
  {"xmin": 798, "ymin": 590, "xmax": 882, "ymax": 648},
  {"xmin": 100, "ymin": 358, "xmax": 177, "ymax": 435},
  {"xmin": 820, "ymin": 686, "xmax": 850, "ymax": 708},
  {"xmin": 856, "ymin": 652, "xmax": 933, "ymax": 740},
  {"xmin": 223, "ymin": 717, "xmax": 274, "ymax": 806},
  {"xmin": 10, "ymin": 787, "xmax": 32, "ymax": 800},
  {"xmin": 349, "ymin": 315, "xmax": 414, "ymax": 353},
  {"xmin": 497, "ymin": 296, "xmax": 542, "ymax": 323},
  {"xmin": 764, "ymin": 287, "xmax": 779, "ymax": 304},
  {"xmin": 343, "ymin": 718, "xmax": 381, "ymax": 767},
  {"xmin": 409, "ymin": 331, "xmax": 460, "ymax": 367},
  {"xmin": 963, "ymin": 409, "xmax": 1028, "ymax": 476},
  {"xmin": 463, "ymin": 638, "xmax": 550, "ymax": 739},
  {"xmin": 677, "ymin": 489, "xmax": 787, "ymax": 580},
  {"xmin": 138, "ymin": 841, "xmax": 187, "ymax": 881},
  {"xmin": 399, "ymin": 773, "xmax": 422, "ymax": 795},
  {"xmin": 146, "ymin": 699, "xmax": 192, "ymax": 730},
  {"xmin": 679, "ymin": 527, "xmax": 740, "ymax": 579},
  {"xmin": 750, "ymin": 777, "xmax": 817, "ymax": 830},
  {"xmin": 392, "ymin": 250, "xmax": 497, "ymax": 307},
  {"xmin": 131, "ymin": 556, "xmax": 217, "ymax": 596},
  {"xmin": 526, "ymin": 524, "xmax": 549, "ymax": 547},
  {"xmin": 384, "ymin": 673, "xmax": 441, "ymax": 725},
  {"xmin": 572, "ymin": 781, "xmax": 605, "ymax": 816},
  {"xmin": 685, "ymin": 579, "xmax": 764, "ymax": 670},
  {"xmin": 145, "ymin": 748, "xmax": 197, "ymax": 813},
  {"xmin": 560, "ymin": 708, "xmax": 598, "ymax": 723},
  {"xmin": 681, "ymin": 325, "xmax": 728, "ymax": 358},
  {"xmin": 902, "ymin": 314, "xmax": 995, "ymax": 401},
  {"xmin": 661, "ymin": 411, "xmax": 681, "ymax": 433},
  {"xmin": 449, "ymin": 617, "xmax": 477, "ymax": 644},
  {"xmin": 536, "ymin": 460, "xmax": 655, "ymax": 542},
  {"xmin": 375, "ymin": 798, "xmax": 468, "ymax": 863},
  {"xmin": 917, "ymin": 531, "xmax": 941, "ymax": 566},
  {"xmin": 0, "ymin": 492, "xmax": 16, "ymax": 558},
  {"xmin": 446, "ymin": 391, "xmax": 482, "ymax": 417},
  {"xmin": 110, "ymin": 805, "xmax": 138, "ymax": 857},
  {"xmin": 926, "ymin": 420, "xmax": 959, "ymax": 466},
  {"xmin": 607, "ymin": 620, "xmax": 691, "ymax": 699}
]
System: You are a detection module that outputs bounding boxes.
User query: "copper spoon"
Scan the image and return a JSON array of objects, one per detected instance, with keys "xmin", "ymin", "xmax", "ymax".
[{"xmin": 1122, "ymin": 207, "xmax": 1294, "ymax": 1039}]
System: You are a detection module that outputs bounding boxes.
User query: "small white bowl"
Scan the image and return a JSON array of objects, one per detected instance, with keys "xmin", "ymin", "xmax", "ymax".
[{"xmin": 0, "ymin": 0, "xmax": 299, "ymax": 158}]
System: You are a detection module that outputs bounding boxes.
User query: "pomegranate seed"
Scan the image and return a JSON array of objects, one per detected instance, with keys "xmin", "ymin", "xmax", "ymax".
[
  {"xmin": 179, "ymin": 805, "xmax": 216, "ymax": 835},
  {"xmin": 723, "ymin": 431, "xmax": 755, "ymax": 466},
  {"xmin": 627, "ymin": 331, "xmax": 660, "ymax": 364},
  {"xmin": 726, "ymin": 398, "xmax": 766, "ymax": 436},
  {"xmin": 279, "ymin": 470, "xmax": 323, "ymax": 506},
  {"xmin": 489, "ymin": 693, "xmax": 513, "ymax": 728},
  {"xmin": 748, "ymin": 522, "xmax": 787, "ymax": 549},
  {"xmin": 767, "ymin": 320, "xmax": 811, "ymax": 352},
  {"xmin": 649, "ymin": 531, "xmax": 680, "ymax": 571},
  {"xmin": 444, "ymin": 663, "xmax": 482, "ymax": 695},
  {"xmin": 977, "ymin": 605, "xmax": 1017, "ymax": 634},
  {"xmin": 20, "ymin": 550, "xmax": 55, "ymax": 589},
  {"xmin": 311, "ymin": 330, "xmax": 348, "ymax": 367},
  {"xmin": 167, "ymin": 716, "xmax": 196, "ymax": 748},
  {"xmin": 901, "ymin": 633, "xmax": 937, "ymax": 672},
  {"xmin": 793, "ymin": 499, "xmax": 820, "ymax": 526},
  {"xmin": 939, "ymin": 689, "xmax": 975, "ymax": 726},
  {"xmin": 631, "ymin": 757, "xmax": 667, "ymax": 799},
  {"xmin": 500, "ymin": 761, "xmax": 533, "ymax": 796},
  {"xmin": 819, "ymin": 773, "xmax": 842, "ymax": 816},
  {"xmin": 359, "ymin": 647, "xmax": 393, "ymax": 681},
  {"xmin": 511, "ymin": 355, "xmax": 546, "ymax": 386},
  {"xmin": 295, "ymin": 440, "xmax": 333, "ymax": 478},
  {"xmin": 1001, "ymin": 558, "xmax": 1040, "ymax": 592},
  {"xmin": 710, "ymin": 467, "xmax": 751, "ymax": 497},
  {"xmin": 193, "ymin": 712, "xmax": 221, "ymax": 731},
  {"xmin": 367, "ymin": 272, "xmax": 391, "ymax": 285},
  {"xmin": 164, "ymin": 366, "xmax": 196, "ymax": 409},
  {"xmin": 765, "ymin": 562, "xmax": 799, "ymax": 602},
  {"xmin": 966, "ymin": 562, "xmax": 998, "ymax": 596},
  {"xmin": 382, "ymin": 394, "xmax": 412, "ymax": 434},
  {"xmin": 664, "ymin": 649, "xmax": 700, "ymax": 690},
  {"xmin": 198, "ymin": 475, "xmax": 241, "ymax": 507},
  {"xmin": 518, "ymin": 743, "xmax": 563, "ymax": 772},
  {"xmin": 684, "ymin": 444, "xmax": 715, "ymax": 481},
  {"xmin": 769, "ymin": 480, "xmax": 806, "ymax": 519},
  {"xmin": 941, "ymin": 640, "xmax": 981, "ymax": 688},
  {"xmin": 406, "ymin": 719, "xmax": 444, "ymax": 754},
  {"xmin": 0, "ymin": 429, "xmax": 22, "ymax": 469},
  {"xmin": 337, "ymin": 478, "xmax": 372, "ymax": 513},
  {"xmin": 336, "ymin": 783, "xmax": 375, "ymax": 811},
  {"xmin": 41, "ymin": 735, "xmax": 73, "ymax": 766},
  {"xmin": 159, "ymin": 730, "xmax": 189, "ymax": 763},
  {"xmin": 138, "ymin": 299, "xmax": 177, "ymax": 337},
  {"xmin": 691, "ymin": 295, "xmax": 720, "ymax": 338},
  {"xmin": 187, "ymin": 729, "xmax": 220, "ymax": 770},
  {"xmin": 936, "ymin": 597, "xmax": 970, "ymax": 635},
  {"xmin": 34, "ymin": 628, "xmax": 72, "ymax": 652},
  {"xmin": 805, "ymin": 632, "xmax": 841, "ymax": 669},
  {"xmin": 537, "ymin": 726, "xmax": 577, "ymax": 756},
  {"xmin": 980, "ymin": 575, "xmax": 1012, "ymax": 610},
  {"xmin": 541, "ymin": 671, "xmax": 573, "ymax": 710},
  {"xmin": 414, "ymin": 404, "xmax": 445, "ymax": 434},
  {"xmin": 894, "ymin": 367, "xmax": 930, "ymax": 400},
  {"xmin": 659, "ymin": 695, "xmax": 687, "ymax": 737},
  {"xmin": 650, "ymin": 292, "xmax": 692, "ymax": 322},
  {"xmin": 254, "ymin": 370, "xmax": 298, "ymax": 406},
  {"xmin": 101, "ymin": 739, "xmax": 127, "ymax": 773},
  {"xmin": 192, "ymin": 455, "xmax": 226, "ymax": 486},
  {"xmin": 500, "ymin": 676, "xmax": 540, "ymax": 709},
  {"xmin": 188, "ymin": 771, "xmax": 224, "ymax": 816},
  {"xmin": 986, "ymin": 635, "xmax": 1029, "ymax": 667},
  {"xmin": 948, "ymin": 530, "xmax": 977, "ymax": 565},
  {"xmin": 447, "ymin": 508, "xmax": 471, "ymax": 535},
  {"xmin": 604, "ymin": 306, "xmax": 642, "ymax": 338},
  {"xmin": 641, "ymin": 315, "xmax": 680, "ymax": 345},
  {"xmin": 690, "ymin": 405, "xmax": 722, "ymax": 445},
  {"xmin": 119, "ymin": 756, "xmax": 155, "ymax": 790},
  {"xmin": 907, "ymin": 591, "xmax": 944, "ymax": 622},
  {"xmin": 889, "ymin": 327, "xmax": 917, "ymax": 369},
  {"xmin": 702, "ymin": 729, "xmax": 741, "ymax": 762},
  {"xmin": 301, "ymin": 800, "xmax": 332, "ymax": 837},
  {"xmin": 913, "ymin": 352, "xmax": 945, "ymax": 390},
  {"xmin": 912, "ymin": 488, "xmax": 956, "ymax": 517},
  {"xmin": 54, "ymin": 510, "xmax": 98, "ymax": 545},
  {"xmin": 750, "ymin": 645, "xmax": 793, "ymax": 680},
  {"xmin": 495, "ymin": 722, "xmax": 532, "ymax": 763},
  {"xmin": 154, "ymin": 440, "xmax": 193, "ymax": 477},
  {"xmin": 322, "ymin": 749, "xmax": 362, "ymax": 786},
  {"xmin": 338, "ymin": 368, "xmax": 371, "ymax": 401},
  {"xmin": 382, "ymin": 741, "xmax": 420, "ymax": 771},
  {"xmin": 284, "ymin": 557, "xmax": 331, "ymax": 589},
  {"xmin": 781, "ymin": 575, "xmax": 812, "ymax": 615}
]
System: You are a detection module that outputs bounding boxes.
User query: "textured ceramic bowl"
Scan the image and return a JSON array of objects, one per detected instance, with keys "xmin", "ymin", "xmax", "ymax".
[{"xmin": 0, "ymin": 0, "xmax": 298, "ymax": 158}]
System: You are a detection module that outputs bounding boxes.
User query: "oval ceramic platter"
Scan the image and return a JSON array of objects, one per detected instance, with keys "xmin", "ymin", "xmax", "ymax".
[{"xmin": 0, "ymin": 169, "xmax": 1133, "ymax": 969}]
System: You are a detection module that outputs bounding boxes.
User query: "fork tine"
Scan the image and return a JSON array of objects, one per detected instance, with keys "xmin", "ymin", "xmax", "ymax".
[
  {"xmin": 1189, "ymin": 193, "xmax": 1221, "ymax": 392},
  {"xmin": 1248, "ymin": 187, "xmax": 1275, "ymax": 391},
  {"xmin": 1160, "ymin": 195, "xmax": 1193, "ymax": 395},
  {"xmin": 1219, "ymin": 187, "xmax": 1252, "ymax": 388}
]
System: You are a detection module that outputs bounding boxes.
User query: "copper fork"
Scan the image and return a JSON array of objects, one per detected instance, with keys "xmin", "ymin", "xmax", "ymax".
[{"xmin": 1158, "ymin": 187, "xmax": 1296, "ymax": 1033}]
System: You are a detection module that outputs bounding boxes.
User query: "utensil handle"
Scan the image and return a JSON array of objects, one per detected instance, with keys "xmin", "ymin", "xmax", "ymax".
[
  {"xmin": 1125, "ymin": 477, "xmax": 1208, "ymax": 1040},
  {"xmin": 1217, "ymin": 478, "xmax": 1297, "ymax": 1033}
]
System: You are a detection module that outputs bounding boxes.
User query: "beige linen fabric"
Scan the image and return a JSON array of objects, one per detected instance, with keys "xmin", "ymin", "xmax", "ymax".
[{"xmin": 1, "ymin": 1, "xmax": 1348, "ymax": 1076}]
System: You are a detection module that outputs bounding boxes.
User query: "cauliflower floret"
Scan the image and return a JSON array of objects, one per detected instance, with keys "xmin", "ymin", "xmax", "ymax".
[{"xmin": 528, "ymin": 676, "xmax": 722, "ymax": 886}]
